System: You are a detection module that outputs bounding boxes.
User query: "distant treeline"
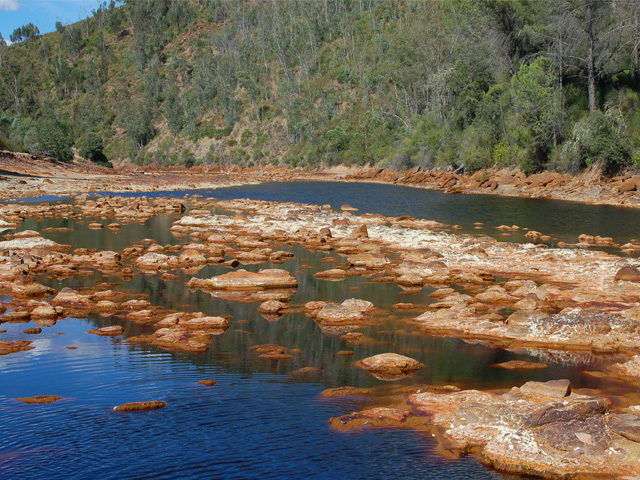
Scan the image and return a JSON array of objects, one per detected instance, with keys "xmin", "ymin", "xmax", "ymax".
[{"xmin": 1, "ymin": 0, "xmax": 640, "ymax": 174}]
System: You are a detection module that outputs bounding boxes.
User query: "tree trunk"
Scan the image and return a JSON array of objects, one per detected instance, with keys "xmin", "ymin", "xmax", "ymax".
[{"xmin": 586, "ymin": 2, "xmax": 598, "ymax": 112}]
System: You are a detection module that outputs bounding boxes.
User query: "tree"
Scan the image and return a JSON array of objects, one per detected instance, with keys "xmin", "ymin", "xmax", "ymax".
[
  {"xmin": 511, "ymin": 56, "xmax": 563, "ymax": 168},
  {"xmin": 34, "ymin": 112, "xmax": 74, "ymax": 162},
  {"xmin": 0, "ymin": 33, "xmax": 6, "ymax": 68},
  {"xmin": 10, "ymin": 23, "xmax": 40, "ymax": 43}
]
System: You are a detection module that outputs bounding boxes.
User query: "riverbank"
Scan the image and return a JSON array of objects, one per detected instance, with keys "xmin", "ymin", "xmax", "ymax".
[{"xmin": 2, "ymin": 150, "xmax": 640, "ymax": 210}]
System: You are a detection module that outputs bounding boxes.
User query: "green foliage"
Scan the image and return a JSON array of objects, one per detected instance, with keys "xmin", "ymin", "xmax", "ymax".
[
  {"xmin": 32, "ymin": 113, "xmax": 74, "ymax": 162},
  {"xmin": 1, "ymin": 0, "xmax": 640, "ymax": 175},
  {"xmin": 511, "ymin": 56, "xmax": 563, "ymax": 169},
  {"xmin": 10, "ymin": 23, "xmax": 40, "ymax": 43},
  {"xmin": 78, "ymin": 132, "xmax": 111, "ymax": 167},
  {"xmin": 562, "ymin": 110, "xmax": 631, "ymax": 174}
]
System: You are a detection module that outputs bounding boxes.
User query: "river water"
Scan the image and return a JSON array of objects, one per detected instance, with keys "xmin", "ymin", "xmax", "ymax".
[{"xmin": 1, "ymin": 181, "xmax": 638, "ymax": 479}]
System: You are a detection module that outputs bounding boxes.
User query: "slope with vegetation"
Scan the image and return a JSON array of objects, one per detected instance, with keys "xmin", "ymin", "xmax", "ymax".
[{"xmin": 1, "ymin": 0, "xmax": 640, "ymax": 175}]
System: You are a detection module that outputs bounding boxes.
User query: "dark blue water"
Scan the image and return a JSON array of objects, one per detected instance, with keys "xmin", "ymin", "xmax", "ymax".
[{"xmin": 4, "ymin": 181, "xmax": 636, "ymax": 479}]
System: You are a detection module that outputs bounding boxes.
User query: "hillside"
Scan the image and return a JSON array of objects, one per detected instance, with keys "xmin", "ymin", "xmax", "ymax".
[{"xmin": 1, "ymin": 0, "xmax": 640, "ymax": 175}]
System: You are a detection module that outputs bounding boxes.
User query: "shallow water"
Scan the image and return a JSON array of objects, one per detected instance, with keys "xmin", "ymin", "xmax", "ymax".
[{"xmin": 2, "ymin": 183, "xmax": 639, "ymax": 479}]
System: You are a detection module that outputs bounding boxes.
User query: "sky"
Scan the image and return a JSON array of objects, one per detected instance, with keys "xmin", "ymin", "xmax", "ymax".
[{"xmin": 0, "ymin": 0, "xmax": 104, "ymax": 41}]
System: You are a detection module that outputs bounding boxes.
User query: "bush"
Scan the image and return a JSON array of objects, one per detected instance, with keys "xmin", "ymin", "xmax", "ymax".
[
  {"xmin": 78, "ymin": 133, "xmax": 111, "ymax": 167},
  {"xmin": 390, "ymin": 152, "xmax": 414, "ymax": 171},
  {"xmin": 562, "ymin": 110, "xmax": 631, "ymax": 175}
]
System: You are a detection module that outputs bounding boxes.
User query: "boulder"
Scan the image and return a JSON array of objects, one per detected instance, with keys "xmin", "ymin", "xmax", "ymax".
[
  {"xmin": 355, "ymin": 353, "xmax": 423, "ymax": 381},
  {"xmin": 615, "ymin": 265, "xmax": 640, "ymax": 283}
]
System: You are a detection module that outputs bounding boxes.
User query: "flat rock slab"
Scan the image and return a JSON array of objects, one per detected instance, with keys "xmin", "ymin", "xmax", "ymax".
[
  {"xmin": 187, "ymin": 268, "xmax": 297, "ymax": 291},
  {"xmin": 114, "ymin": 401, "xmax": 167, "ymax": 412}
]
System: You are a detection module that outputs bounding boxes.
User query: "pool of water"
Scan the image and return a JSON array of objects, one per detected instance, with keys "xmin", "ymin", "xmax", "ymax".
[{"xmin": 2, "ymin": 182, "xmax": 638, "ymax": 479}]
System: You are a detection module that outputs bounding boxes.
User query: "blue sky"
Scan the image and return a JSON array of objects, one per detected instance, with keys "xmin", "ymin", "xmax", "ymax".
[{"xmin": 0, "ymin": 0, "xmax": 104, "ymax": 41}]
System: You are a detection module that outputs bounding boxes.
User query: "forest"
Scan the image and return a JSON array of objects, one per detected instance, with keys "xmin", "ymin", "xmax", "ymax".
[{"xmin": 1, "ymin": 0, "xmax": 640, "ymax": 175}]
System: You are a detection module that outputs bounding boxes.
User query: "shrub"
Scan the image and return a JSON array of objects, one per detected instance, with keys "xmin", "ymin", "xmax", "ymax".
[{"xmin": 562, "ymin": 110, "xmax": 631, "ymax": 175}]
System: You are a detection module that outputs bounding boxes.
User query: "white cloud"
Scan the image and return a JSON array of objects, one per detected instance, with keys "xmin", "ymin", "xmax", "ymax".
[{"xmin": 0, "ymin": 0, "xmax": 19, "ymax": 11}]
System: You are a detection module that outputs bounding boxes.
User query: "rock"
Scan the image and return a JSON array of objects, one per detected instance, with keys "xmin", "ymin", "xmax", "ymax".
[
  {"xmin": 30, "ymin": 304, "xmax": 58, "ymax": 318},
  {"xmin": 7, "ymin": 275, "xmax": 56, "ymax": 297},
  {"xmin": 50, "ymin": 288, "xmax": 93, "ymax": 309},
  {"xmin": 87, "ymin": 325, "xmax": 124, "ymax": 336},
  {"xmin": 15, "ymin": 395, "xmax": 63, "ymax": 404},
  {"xmin": 182, "ymin": 316, "xmax": 229, "ymax": 331},
  {"xmin": 519, "ymin": 379, "xmax": 571, "ymax": 399},
  {"xmin": 0, "ymin": 340, "xmax": 34, "ymax": 355},
  {"xmin": 187, "ymin": 268, "xmax": 297, "ymax": 290},
  {"xmin": 396, "ymin": 273, "xmax": 424, "ymax": 286},
  {"xmin": 322, "ymin": 386, "xmax": 371, "ymax": 397},
  {"xmin": 493, "ymin": 360, "xmax": 548, "ymax": 370},
  {"xmin": 619, "ymin": 180, "xmax": 637, "ymax": 193},
  {"xmin": 114, "ymin": 401, "xmax": 167, "ymax": 412},
  {"xmin": 121, "ymin": 299, "xmax": 151, "ymax": 310},
  {"xmin": 341, "ymin": 204, "xmax": 359, "ymax": 211},
  {"xmin": 330, "ymin": 407, "xmax": 411, "ymax": 430},
  {"xmin": 314, "ymin": 268, "xmax": 348, "ymax": 280},
  {"xmin": 347, "ymin": 253, "xmax": 389, "ymax": 269},
  {"xmin": 333, "ymin": 379, "xmax": 640, "ymax": 478},
  {"xmin": 313, "ymin": 298, "xmax": 376, "ymax": 333},
  {"xmin": 258, "ymin": 300, "xmax": 286, "ymax": 313},
  {"xmin": 607, "ymin": 414, "xmax": 640, "ymax": 442},
  {"xmin": 136, "ymin": 252, "xmax": 179, "ymax": 270},
  {"xmin": 198, "ymin": 379, "xmax": 217, "ymax": 386},
  {"xmin": 346, "ymin": 224, "xmax": 368, "ymax": 239},
  {"xmin": 355, "ymin": 353, "xmax": 423, "ymax": 380},
  {"xmin": 289, "ymin": 367, "xmax": 322, "ymax": 376},
  {"xmin": 22, "ymin": 327, "xmax": 42, "ymax": 334},
  {"xmin": 615, "ymin": 265, "xmax": 640, "ymax": 283}
]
